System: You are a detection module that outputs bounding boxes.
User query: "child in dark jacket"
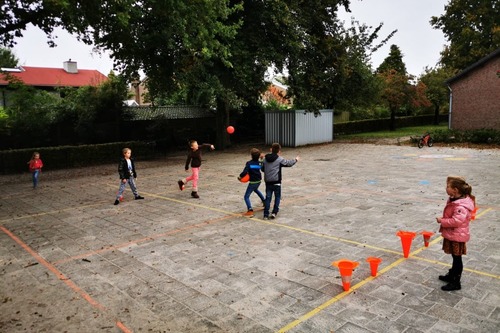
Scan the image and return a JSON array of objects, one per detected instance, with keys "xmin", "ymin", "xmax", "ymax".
[
  {"xmin": 239, "ymin": 148, "xmax": 266, "ymax": 217},
  {"xmin": 178, "ymin": 140, "xmax": 215, "ymax": 198},
  {"xmin": 262, "ymin": 143, "xmax": 299, "ymax": 220},
  {"xmin": 114, "ymin": 148, "xmax": 144, "ymax": 205}
]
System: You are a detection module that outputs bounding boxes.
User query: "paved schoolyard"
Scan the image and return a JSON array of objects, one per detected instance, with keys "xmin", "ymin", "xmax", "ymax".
[{"xmin": 1, "ymin": 142, "xmax": 499, "ymax": 333}]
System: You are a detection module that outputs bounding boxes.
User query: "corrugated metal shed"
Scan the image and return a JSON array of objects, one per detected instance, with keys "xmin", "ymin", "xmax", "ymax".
[{"xmin": 265, "ymin": 109, "xmax": 333, "ymax": 147}]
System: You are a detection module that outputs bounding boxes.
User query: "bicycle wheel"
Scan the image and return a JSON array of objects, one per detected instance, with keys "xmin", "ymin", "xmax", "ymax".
[
  {"xmin": 427, "ymin": 138, "xmax": 433, "ymax": 147},
  {"xmin": 418, "ymin": 139, "xmax": 424, "ymax": 148}
]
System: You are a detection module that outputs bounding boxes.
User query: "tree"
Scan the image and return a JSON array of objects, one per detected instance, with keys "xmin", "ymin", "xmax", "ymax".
[
  {"xmin": 52, "ymin": 73, "xmax": 128, "ymax": 144},
  {"xmin": 1, "ymin": 1, "xmax": 399, "ymax": 147},
  {"xmin": 0, "ymin": 47, "xmax": 19, "ymax": 67},
  {"xmin": 0, "ymin": 0, "xmax": 78, "ymax": 47},
  {"xmin": 376, "ymin": 45, "xmax": 411, "ymax": 130},
  {"xmin": 419, "ymin": 66, "xmax": 456, "ymax": 124},
  {"xmin": 431, "ymin": 0, "xmax": 500, "ymax": 70},
  {"xmin": 2, "ymin": 80, "xmax": 58, "ymax": 147},
  {"xmin": 332, "ymin": 19, "xmax": 395, "ymax": 111},
  {"xmin": 378, "ymin": 69, "xmax": 409, "ymax": 130},
  {"xmin": 376, "ymin": 45, "xmax": 407, "ymax": 75}
]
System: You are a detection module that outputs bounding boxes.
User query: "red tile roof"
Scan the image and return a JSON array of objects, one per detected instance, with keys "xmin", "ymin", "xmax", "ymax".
[{"xmin": 0, "ymin": 66, "xmax": 108, "ymax": 87}]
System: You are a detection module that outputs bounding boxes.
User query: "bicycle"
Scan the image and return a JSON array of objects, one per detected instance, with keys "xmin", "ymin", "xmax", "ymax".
[{"xmin": 418, "ymin": 132, "xmax": 433, "ymax": 148}]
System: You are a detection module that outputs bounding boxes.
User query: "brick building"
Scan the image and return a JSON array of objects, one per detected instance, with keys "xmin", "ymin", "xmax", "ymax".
[{"xmin": 446, "ymin": 48, "xmax": 500, "ymax": 130}]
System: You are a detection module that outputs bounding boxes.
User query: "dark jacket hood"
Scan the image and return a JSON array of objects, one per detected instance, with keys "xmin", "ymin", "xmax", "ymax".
[{"xmin": 265, "ymin": 153, "xmax": 279, "ymax": 162}]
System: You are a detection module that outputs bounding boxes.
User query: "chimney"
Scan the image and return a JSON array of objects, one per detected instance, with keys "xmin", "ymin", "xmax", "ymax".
[{"xmin": 63, "ymin": 59, "xmax": 78, "ymax": 74}]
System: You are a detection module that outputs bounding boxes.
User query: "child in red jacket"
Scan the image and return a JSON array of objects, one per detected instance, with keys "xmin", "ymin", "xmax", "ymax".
[
  {"xmin": 436, "ymin": 176, "xmax": 476, "ymax": 291},
  {"xmin": 27, "ymin": 152, "xmax": 43, "ymax": 188}
]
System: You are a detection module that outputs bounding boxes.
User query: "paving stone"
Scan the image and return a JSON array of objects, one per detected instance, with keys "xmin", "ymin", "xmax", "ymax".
[{"xmin": 1, "ymin": 142, "xmax": 498, "ymax": 332}]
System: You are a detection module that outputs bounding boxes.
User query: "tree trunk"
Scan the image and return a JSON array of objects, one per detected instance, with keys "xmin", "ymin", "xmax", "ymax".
[
  {"xmin": 390, "ymin": 108, "xmax": 396, "ymax": 131},
  {"xmin": 433, "ymin": 103, "xmax": 440, "ymax": 125}
]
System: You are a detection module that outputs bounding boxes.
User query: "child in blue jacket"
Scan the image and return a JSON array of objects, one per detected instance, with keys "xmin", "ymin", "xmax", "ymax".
[{"xmin": 238, "ymin": 148, "xmax": 266, "ymax": 217}]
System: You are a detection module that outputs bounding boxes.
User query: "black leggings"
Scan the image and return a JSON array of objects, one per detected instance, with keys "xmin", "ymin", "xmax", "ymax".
[{"xmin": 451, "ymin": 254, "xmax": 463, "ymax": 276}]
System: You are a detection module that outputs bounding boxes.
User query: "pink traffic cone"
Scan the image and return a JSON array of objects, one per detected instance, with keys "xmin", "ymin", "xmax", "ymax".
[
  {"xmin": 366, "ymin": 257, "xmax": 382, "ymax": 277},
  {"xmin": 396, "ymin": 231, "xmax": 416, "ymax": 258},
  {"xmin": 421, "ymin": 231, "xmax": 434, "ymax": 247},
  {"xmin": 332, "ymin": 259, "xmax": 359, "ymax": 291}
]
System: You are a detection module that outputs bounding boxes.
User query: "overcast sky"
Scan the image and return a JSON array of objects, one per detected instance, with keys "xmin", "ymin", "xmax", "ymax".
[{"xmin": 11, "ymin": 0, "xmax": 448, "ymax": 77}]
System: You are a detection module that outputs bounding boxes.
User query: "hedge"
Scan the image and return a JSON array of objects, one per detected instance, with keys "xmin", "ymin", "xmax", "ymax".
[
  {"xmin": 333, "ymin": 114, "xmax": 448, "ymax": 136},
  {"xmin": 0, "ymin": 141, "xmax": 157, "ymax": 174}
]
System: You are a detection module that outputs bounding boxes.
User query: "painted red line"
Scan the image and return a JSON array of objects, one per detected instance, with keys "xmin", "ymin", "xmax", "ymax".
[{"xmin": 0, "ymin": 225, "xmax": 133, "ymax": 333}]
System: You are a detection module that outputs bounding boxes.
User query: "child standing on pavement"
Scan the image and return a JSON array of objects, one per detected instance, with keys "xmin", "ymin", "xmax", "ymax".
[
  {"xmin": 114, "ymin": 148, "xmax": 144, "ymax": 205},
  {"xmin": 27, "ymin": 151, "xmax": 43, "ymax": 189},
  {"xmin": 239, "ymin": 148, "xmax": 266, "ymax": 217},
  {"xmin": 262, "ymin": 143, "xmax": 299, "ymax": 220},
  {"xmin": 178, "ymin": 140, "xmax": 215, "ymax": 199},
  {"xmin": 436, "ymin": 176, "xmax": 476, "ymax": 291}
]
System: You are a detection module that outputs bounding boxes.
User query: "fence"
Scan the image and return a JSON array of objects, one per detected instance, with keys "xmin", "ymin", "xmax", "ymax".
[{"xmin": 265, "ymin": 109, "xmax": 333, "ymax": 147}]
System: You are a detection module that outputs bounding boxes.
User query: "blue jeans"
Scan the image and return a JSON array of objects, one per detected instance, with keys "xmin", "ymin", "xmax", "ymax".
[
  {"xmin": 32, "ymin": 169, "xmax": 40, "ymax": 188},
  {"xmin": 244, "ymin": 182, "xmax": 265, "ymax": 210},
  {"xmin": 264, "ymin": 183, "xmax": 281, "ymax": 217}
]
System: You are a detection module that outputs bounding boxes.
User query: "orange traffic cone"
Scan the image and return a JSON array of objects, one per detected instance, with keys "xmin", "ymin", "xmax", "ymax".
[
  {"xmin": 366, "ymin": 257, "xmax": 382, "ymax": 277},
  {"xmin": 420, "ymin": 231, "xmax": 434, "ymax": 247},
  {"xmin": 332, "ymin": 259, "xmax": 359, "ymax": 291},
  {"xmin": 396, "ymin": 231, "xmax": 416, "ymax": 258},
  {"xmin": 471, "ymin": 206, "xmax": 478, "ymax": 221}
]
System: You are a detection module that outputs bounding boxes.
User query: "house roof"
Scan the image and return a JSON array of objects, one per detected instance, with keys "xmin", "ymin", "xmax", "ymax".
[
  {"xmin": 0, "ymin": 66, "xmax": 108, "ymax": 87},
  {"xmin": 447, "ymin": 47, "xmax": 500, "ymax": 84}
]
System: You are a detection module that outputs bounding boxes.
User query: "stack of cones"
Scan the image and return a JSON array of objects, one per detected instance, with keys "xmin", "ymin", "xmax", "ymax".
[
  {"xmin": 396, "ymin": 231, "xmax": 417, "ymax": 258},
  {"xmin": 332, "ymin": 259, "xmax": 359, "ymax": 291},
  {"xmin": 366, "ymin": 257, "xmax": 382, "ymax": 277},
  {"xmin": 421, "ymin": 231, "xmax": 434, "ymax": 247}
]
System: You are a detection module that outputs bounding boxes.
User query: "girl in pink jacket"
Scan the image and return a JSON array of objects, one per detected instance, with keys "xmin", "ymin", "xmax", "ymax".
[{"xmin": 436, "ymin": 176, "xmax": 476, "ymax": 291}]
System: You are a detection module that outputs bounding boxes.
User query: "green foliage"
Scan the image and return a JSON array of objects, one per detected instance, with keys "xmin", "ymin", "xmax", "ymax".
[
  {"xmin": 50, "ymin": 74, "xmax": 128, "ymax": 144},
  {"xmin": 432, "ymin": 128, "xmax": 500, "ymax": 144},
  {"xmin": 419, "ymin": 65, "xmax": 456, "ymax": 123},
  {"xmin": 349, "ymin": 105, "xmax": 390, "ymax": 121},
  {"xmin": 431, "ymin": 0, "xmax": 499, "ymax": 70},
  {"xmin": 0, "ymin": 106, "xmax": 8, "ymax": 134},
  {"xmin": 376, "ymin": 45, "xmax": 407, "ymax": 75},
  {"xmin": 263, "ymin": 99, "xmax": 290, "ymax": 111},
  {"xmin": 0, "ymin": 47, "xmax": 19, "ymax": 67},
  {"xmin": 338, "ymin": 123, "xmax": 448, "ymax": 139},
  {"xmin": 3, "ymin": 83, "xmax": 59, "ymax": 143},
  {"xmin": 1, "ymin": 73, "xmax": 128, "ymax": 148},
  {"xmin": 0, "ymin": 141, "xmax": 157, "ymax": 174}
]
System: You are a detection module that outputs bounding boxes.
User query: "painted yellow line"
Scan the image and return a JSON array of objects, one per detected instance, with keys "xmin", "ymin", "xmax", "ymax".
[
  {"xmin": 141, "ymin": 191, "xmax": 244, "ymax": 216},
  {"xmin": 140, "ymin": 189, "xmax": 403, "ymax": 255},
  {"xmin": 277, "ymin": 257, "xmax": 407, "ymax": 332},
  {"xmin": 277, "ymin": 208, "xmax": 497, "ymax": 332},
  {"xmin": 253, "ymin": 216, "xmax": 402, "ymax": 255},
  {"xmin": 475, "ymin": 207, "xmax": 492, "ymax": 220}
]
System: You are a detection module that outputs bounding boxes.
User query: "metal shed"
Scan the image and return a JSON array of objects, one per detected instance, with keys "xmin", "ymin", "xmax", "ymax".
[{"xmin": 265, "ymin": 109, "xmax": 333, "ymax": 147}]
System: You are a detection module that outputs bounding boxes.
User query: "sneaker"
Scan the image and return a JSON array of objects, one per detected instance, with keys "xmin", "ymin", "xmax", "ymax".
[
  {"xmin": 114, "ymin": 199, "xmax": 120, "ymax": 205},
  {"xmin": 191, "ymin": 191, "xmax": 199, "ymax": 198},
  {"xmin": 244, "ymin": 210, "xmax": 254, "ymax": 217},
  {"xmin": 135, "ymin": 195, "xmax": 144, "ymax": 200},
  {"xmin": 178, "ymin": 180, "xmax": 185, "ymax": 191},
  {"xmin": 270, "ymin": 213, "xmax": 277, "ymax": 219},
  {"xmin": 263, "ymin": 216, "xmax": 269, "ymax": 220}
]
